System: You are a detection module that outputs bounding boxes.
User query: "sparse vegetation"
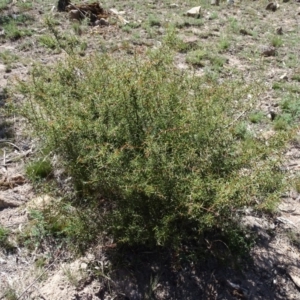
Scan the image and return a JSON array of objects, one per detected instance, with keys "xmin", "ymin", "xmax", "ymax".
[{"xmin": 2, "ymin": 0, "xmax": 300, "ymax": 298}]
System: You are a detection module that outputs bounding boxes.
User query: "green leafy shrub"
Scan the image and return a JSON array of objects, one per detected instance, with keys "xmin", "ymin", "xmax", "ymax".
[{"xmin": 19, "ymin": 48, "xmax": 288, "ymax": 249}]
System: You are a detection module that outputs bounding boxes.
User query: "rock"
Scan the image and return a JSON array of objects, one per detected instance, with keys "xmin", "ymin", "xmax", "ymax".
[
  {"xmin": 27, "ymin": 194, "xmax": 54, "ymax": 210},
  {"xmin": 0, "ymin": 191, "xmax": 26, "ymax": 208},
  {"xmin": 268, "ymin": 111, "xmax": 277, "ymax": 121},
  {"xmin": 240, "ymin": 28, "xmax": 251, "ymax": 35},
  {"xmin": 57, "ymin": 0, "xmax": 70, "ymax": 12},
  {"xmin": 185, "ymin": 6, "xmax": 201, "ymax": 18},
  {"xmin": 118, "ymin": 15, "xmax": 129, "ymax": 25},
  {"xmin": 261, "ymin": 130, "xmax": 276, "ymax": 140},
  {"xmin": 80, "ymin": 262, "xmax": 88, "ymax": 270},
  {"xmin": 266, "ymin": 2, "xmax": 279, "ymax": 12},
  {"xmin": 69, "ymin": 9, "xmax": 81, "ymax": 21},
  {"xmin": 227, "ymin": 0, "xmax": 234, "ymax": 4},
  {"xmin": 242, "ymin": 216, "xmax": 272, "ymax": 231},
  {"xmin": 211, "ymin": 0, "xmax": 220, "ymax": 5},
  {"xmin": 276, "ymin": 27, "xmax": 283, "ymax": 35},
  {"xmin": 94, "ymin": 18, "xmax": 109, "ymax": 26},
  {"xmin": 183, "ymin": 36, "xmax": 198, "ymax": 46},
  {"xmin": 261, "ymin": 46, "xmax": 276, "ymax": 57},
  {"xmin": 288, "ymin": 266, "xmax": 300, "ymax": 289},
  {"xmin": 170, "ymin": 3, "xmax": 179, "ymax": 8},
  {"xmin": 109, "ymin": 8, "xmax": 120, "ymax": 15},
  {"xmin": 280, "ymin": 73, "xmax": 288, "ymax": 81}
]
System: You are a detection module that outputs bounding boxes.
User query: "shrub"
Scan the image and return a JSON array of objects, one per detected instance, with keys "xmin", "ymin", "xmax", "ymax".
[{"xmin": 18, "ymin": 48, "xmax": 288, "ymax": 249}]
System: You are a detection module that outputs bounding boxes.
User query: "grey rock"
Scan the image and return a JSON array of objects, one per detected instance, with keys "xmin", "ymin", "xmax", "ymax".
[
  {"xmin": 69, "ymin": 9, "xmax": 81, "ymax": 21},
  {"xmin": 185, "ymin": 6, "xmax": 201, "ymax": 18},
  {"xmin": 211, "ymin": 0, "xmax": 220, "ymax": 5},
  {"xmin": 261, "ymin": 46, "xmax": 276, "ymax": 57},
  {"xmin": 266, "ymin": 2, "xmax": 279, "ymax": 11},
  {"xmin": 0, "ymin": 191, "xmax": 26, "ymax": 208}
]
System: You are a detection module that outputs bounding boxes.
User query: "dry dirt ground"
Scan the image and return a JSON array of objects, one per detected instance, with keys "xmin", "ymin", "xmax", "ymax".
[{"xmin": 1, "ymin": 0, "xmax": 300, "ymax": 299}]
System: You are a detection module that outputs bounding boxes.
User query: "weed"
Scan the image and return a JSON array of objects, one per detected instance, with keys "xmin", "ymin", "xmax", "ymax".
[
  {"xmin": 228, "ymin": 17, "xmax": 240, "ymax": 33},
  {"xmin": 2, "ymin": 286, "xmax": 18, "ymax": 300},
  {"xmin": 63, "ymin": 266, "xmax": 80, "ymax": 287},
  {"xmin": 186, "ymin": 49, "xmax": 208, "ymax": 66},
  {"xmin": 0, "ymin": 225, "xmax": 14, "ymax": 252},
  {"xmin": 209, "ymin": 11, "xmax": 218, "ymax": 20},
  {"xmin": 72, "ymin": 22, "xmax": 83, "ymax": 36},
  {"xmin": 145, "ymin": 273, "xmax": 160, "ymax": 300},
  {"xmin": 147, "ymin": 15, "xmax": 161, "ymax": 27},
  {"xmin": 19, "ymin": 46, "xmax": 288, "ymax": 252},
  {"xmin": 38, "ymin": 34, "xmax": 58, "ymax": 51},
  {"xmin": 0, "ymin": 50, "xmax": 18, "ymax": 64},
  {"xmin": 270, "ymin": 35, "xmax": 283, "ymax": 48},
  {"xmin": 234, "ymin": 122, "xmax": 251, "ymax": 140},
  {"xmin": 26, "ymin": 159, "xmax": 52, "ymax": 181},
  {"xmin": 273, "ymin": 115, "xmax": 291, "ymax": 131},
  {"xmin": 0, "ymin": 0, "xmax": 10, "ymax": 11},
  {"xmin": 121, "ymin": 24, "xmax": 132, "ymax": 33},
  {"xmin": 249, "ymin": 111, "xmax": 264, "ymax": 124},
  {"xmin": 287, "ymin": 230, "xmax": 300, "ymax": 249},
  {"xmin": 0, "ymin": 120, "xmax": 14, "ymax": 139},
  {"xmin": 218, "ymin": 36, "xmax": 230, "ymax": 51},
  {"xmin": 0, "ymin": 14, "xmax": 33, "ymax": 40},
  {"xmin": 186, "ymin": 49, "xmax": 226, "ymax": 70},
  {"xmin": 291, "ymin": 73, "xmax": 300, "ymax": 82}
]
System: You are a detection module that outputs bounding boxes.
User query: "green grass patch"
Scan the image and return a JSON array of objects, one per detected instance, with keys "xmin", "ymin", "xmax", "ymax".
[
  {"xmin": 26, "ymin": 159, "xmax": 52, "ymax": 181},
  {"xmin": 0, "ymin": 225, "xmax": 14, "ymax": 252},
  {"xmin": 186, "ymin": 49, "xmax": 227, "ymax": 70},
  {"xmin": 249, "ymin": 111, "xmax": 264, "ymax": 124}
]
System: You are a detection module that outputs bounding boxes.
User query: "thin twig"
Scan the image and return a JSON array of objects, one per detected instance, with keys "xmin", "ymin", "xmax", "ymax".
[
  {"xmin": 0, "ymin": 141, "xmax": 21, "ymax": 151},
  {"xmin": 16, "ymin": 253, "xmax": 61, "ymax": 300},
  {"xmin": 3, "ymin": 149, "xmax": 6, "ymax": 166}
]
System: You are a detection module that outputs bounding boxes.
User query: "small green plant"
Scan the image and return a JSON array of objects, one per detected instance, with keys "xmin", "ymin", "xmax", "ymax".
[
  {"xmin": 0, "ymin": 0, "xmax": 10, "ymax": 11},
  {"xmin": 234, "ymin": 122, "xmax": 251, "ymax": 140},
  {"xmin": 0, "ymin": 50, "xmax": 19, "ymax": 71},
  {"xmin": 2, "ymin": 286, "xmax": 18, "ymax": 300},
  {"xmin": 218, "ymin": 37, "xmax": 230, "ymax": 51},
  {"xmin": 147, "ymin": 15, "xmax": 161, "ymax": 27},
  {"xmin": 0, "ymin": 225, "xmax": 14, "ymax": 251},
  {"xmin": 280, "ymin": 97, "xmax": 300, "ymax": 119},
  {"xmin": 0, "ymin": 120, "xmax": 14, "ymax": 139},
  {"xmin": 186, "ymin": 49, "xmax": 226, "ymax": 70},
  {"xmin": 186, "ymin": 49, "xmax": 208, "ymax": 66},
  {"xmin": 121, "ymin": 24, "xmax": 132, "ymax": 33},
  {"xmin": 287, "ymin": 230, "xmax": 300, "ymax": 248},
  {"xmin": 270, "ymin": 35, "xmax": 283, "ymax": 48},
  {"xmin": 164, "ymin": 30, "xmax": 198, "ymax": 53},
  {"xmin": 72, "ymin": 22, "xmax": 83, "ymax": 36},
  {"xmin": 1, "ymin": 15, "xmax": 33, "ymax": 40},
  {"xmin": 26, "ymin": 159, "xmax": 52, "ymax": 181},
  {"xmin": 0, "ymin": 226, "xmax": 9, "ymax": 246},
  {"xmin": 249, "ymin": 111, "xmax": 264, "ymax": 123},
  {"xmin": 228, "ymin": 17, "xmax": 240, "ymax": 33},
  {"xmin": 209, "ymin": 11, "xmax": 218, "ymax": 20},
  {"xmin": 38, "ymin": 34, "xmax": 58, "ymax": 50},
  {"xmin": 291, "ymin": 73, "xmax": 300, "ymax": 82},
  {"xmin": 273, "ymin": 115, "xmax": 291, "ymax": 131}
]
